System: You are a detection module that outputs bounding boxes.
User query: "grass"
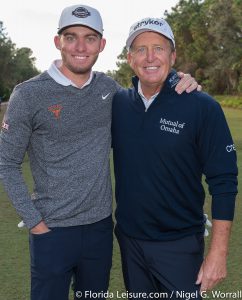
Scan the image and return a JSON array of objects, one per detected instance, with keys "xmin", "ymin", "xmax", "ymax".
[
  {"xmin": 215, "ymin": 95, "xmax": 242, "ymax": 110},
  {"xmin": 0, "ymin": 103, "xmax": 241, "ymax": 300}
]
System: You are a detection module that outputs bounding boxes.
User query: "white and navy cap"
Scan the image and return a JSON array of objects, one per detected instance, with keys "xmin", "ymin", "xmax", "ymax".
[
  {"xmin": 58, "ymin": 4, "xmax": 103, "ymax": 35},
  {"xmin": 126, "ymin": 17, "xmax": 175, "ymax": 49}
]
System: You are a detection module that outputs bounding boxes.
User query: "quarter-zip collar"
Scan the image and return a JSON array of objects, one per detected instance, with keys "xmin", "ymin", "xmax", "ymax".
[
  {"xmin": 132, "ymin": 69, "xmax": 179, "ymax": 111},
  {"xmin": 132, "ymin": 69, "xmax": 180, "ymax": 95},
  {"xmin": 138, "ymin": 81, "xmax": 159, "ymax": 110}
]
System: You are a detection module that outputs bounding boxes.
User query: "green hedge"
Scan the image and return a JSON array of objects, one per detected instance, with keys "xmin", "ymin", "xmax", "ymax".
[{"xmin": 215, "ymin": 95, "xmax": 242, "ymax": 109}]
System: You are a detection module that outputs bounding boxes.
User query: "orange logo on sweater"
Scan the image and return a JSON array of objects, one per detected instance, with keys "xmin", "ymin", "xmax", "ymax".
[{"xmin": 48, "ymin": 104, "xmax": 63, "ymax": 119}]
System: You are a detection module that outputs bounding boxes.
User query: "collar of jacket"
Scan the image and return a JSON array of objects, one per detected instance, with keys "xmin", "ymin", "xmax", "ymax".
[{"xmin": 131, "ymin": 68, "xmax": 179, "ymax": 95}]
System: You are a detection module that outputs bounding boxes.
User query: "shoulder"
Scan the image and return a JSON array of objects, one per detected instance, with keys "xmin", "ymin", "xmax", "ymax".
[
  {"xmin": 8, "ymin": 72, "xmax": 53, "ymax": 110},
  {"xmin": 191, "ymin": 91, "xmax": 217, "ymax": 104},
  {"xmin": 13, "ymin": 72, "xmax": 52, "ymax": 94},
  {"xmin": 179, "ymin": 90, "xmax": 222, "ymax": 112},
  {"xmin": 114, "ymin": 87, "xmax": 134, "ymax": 99},
  {"xmin": 112, "ymin": 87, "xmax": 134, "ymax": 106},
  {"xmin": 93, "ymin": 71, "xmax": 121, "ymax": 91}
]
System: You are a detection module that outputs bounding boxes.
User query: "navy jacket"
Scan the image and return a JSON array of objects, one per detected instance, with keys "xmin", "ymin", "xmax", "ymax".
[{"xmin": 112, "ymin": 71, "xmax": 238, "ymax": 241}]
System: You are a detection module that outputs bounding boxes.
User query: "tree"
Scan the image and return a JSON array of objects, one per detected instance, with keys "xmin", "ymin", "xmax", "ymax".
[
  {"xmin": 165, "ymin": 0, "xmax": 242, "ymax": 94},
  {"xmin": 109, "ymin": 0, "xmax": 242, "ymax": 94},
  {"xmin": 107, "ymin": 47, "xmax": 134, "ymax": 88},
  {"xmin": 202, "ymin": 0, "xmax": 242, "ymax": 93},
  {"xmin": 0, "ymin": 21, "xmax": 39, "ymax": 100},
  {"xmin": 10, "ymin": 47, "xmax": 39, "ymax": 85},
  {"xmin": 0, "ymin": 21, "xmax": 15, "ymax": 99}
]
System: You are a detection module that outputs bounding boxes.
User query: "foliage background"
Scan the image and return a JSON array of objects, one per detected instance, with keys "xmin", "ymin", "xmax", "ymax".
[
  {"xmin": 108, "ymin": 0, "xmax": 242, "ymax": 96},
  {"xmin": 0, "ymin": 22, "xmax": 39, "ymax": 101},
  {"xmin": 1, "ymin": 0, "xmax": 241, "ymax": 99}
]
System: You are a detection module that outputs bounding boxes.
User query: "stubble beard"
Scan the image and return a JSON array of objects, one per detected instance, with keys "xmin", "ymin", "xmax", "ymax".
[{"xmin": 66, "ymin": 55, "xmax": 99, "ymax": 75}]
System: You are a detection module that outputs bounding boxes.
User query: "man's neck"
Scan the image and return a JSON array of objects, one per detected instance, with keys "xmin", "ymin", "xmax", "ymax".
[
  {"xmin": 140, "ymin": 82, "xmax": 163, "ymax": 100},
  {"xmin": 59, "ymin": 65, "xmax": 91, "ymax": 88}
]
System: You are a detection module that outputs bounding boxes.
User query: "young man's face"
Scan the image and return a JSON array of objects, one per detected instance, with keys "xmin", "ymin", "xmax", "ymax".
[
  {"xmin": 55, "ymin": 26, "xmax": 106, "ymax": 76},
  {"xmin": 128, "ymin": 32, "xmax": 176, "ymax": 88}
]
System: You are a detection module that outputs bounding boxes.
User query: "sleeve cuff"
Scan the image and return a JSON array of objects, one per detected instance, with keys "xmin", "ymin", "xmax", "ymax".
[
  {"xmin": 23, "ymin": 213, "xmax": 43, "ymax": 230},
  {"xmin": 212, "ymin": 193, "xmax": 237, "ymax": 220}
]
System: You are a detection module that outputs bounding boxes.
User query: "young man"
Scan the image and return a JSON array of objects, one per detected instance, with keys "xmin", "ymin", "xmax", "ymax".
[
  {"xmin": 112, "ymin": 17, "xmax": 238, "ymax": 299},
  {"xmin": 0, "ymin": 5, "xmax": 199, "ymax": 300}
]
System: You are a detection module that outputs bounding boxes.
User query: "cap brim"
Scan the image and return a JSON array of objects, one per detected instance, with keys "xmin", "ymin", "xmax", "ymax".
[
  {"xmin": 126, "ymin": 29, "xmax": 153, "ymax": 49},
  {"xmin": 58, "ymin": 22, "xmax": 103, "ymax": 35}
]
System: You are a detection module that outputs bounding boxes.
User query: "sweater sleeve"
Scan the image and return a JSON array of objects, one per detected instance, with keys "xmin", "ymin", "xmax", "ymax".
[
  {"xmin": 0, "ymin": 87, "xmax": 42, "ymax": 229},
  {"xmin": 198, "ymin": 98, "xmax": 238, "ymax": 220}
]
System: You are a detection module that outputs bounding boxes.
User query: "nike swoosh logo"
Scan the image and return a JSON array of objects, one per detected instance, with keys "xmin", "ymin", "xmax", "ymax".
[{"xmin": 102, "ymin": 93, "xmax": 111, "ymax": 100}]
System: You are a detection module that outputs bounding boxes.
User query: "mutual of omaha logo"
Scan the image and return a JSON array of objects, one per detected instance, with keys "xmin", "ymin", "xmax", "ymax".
[
  {"xmin": 72, "ymin": 7, "xmax": 91, "ymax": 18},
  {"xmin": 48, "ymin": 104, "xmax": 63, "ymax": 119},
  {"xmin": 168, "ymin": 73, "xmax": 180, "ymax": 88},
  {"xmin": 160, "ymin": 117, "xmax": 186, "ymax": 135}
]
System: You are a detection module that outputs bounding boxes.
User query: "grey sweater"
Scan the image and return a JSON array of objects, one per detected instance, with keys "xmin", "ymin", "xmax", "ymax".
[{"xmin": 0, "ymin": 71, "xmax": 119, "ymax": 229}]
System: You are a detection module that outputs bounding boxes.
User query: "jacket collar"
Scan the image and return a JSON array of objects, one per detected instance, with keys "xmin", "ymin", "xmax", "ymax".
[{"xmin": 131, "ymin": 69, "xmax": 179, "ymax": 95}]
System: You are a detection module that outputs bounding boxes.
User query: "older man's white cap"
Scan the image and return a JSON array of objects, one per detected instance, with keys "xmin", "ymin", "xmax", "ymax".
[{"xmin": 126, "ymin": 17, "xmax": 175, "ymax": 49}]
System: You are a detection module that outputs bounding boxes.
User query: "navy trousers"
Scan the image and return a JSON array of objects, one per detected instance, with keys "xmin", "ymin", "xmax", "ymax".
[
  {"xmin": 115, "ymin": 226, "xmax": 204, "ymax": 300},
  {"xmin": 29, "ymin": 216, "xmax": 113, "ymax": 300}
]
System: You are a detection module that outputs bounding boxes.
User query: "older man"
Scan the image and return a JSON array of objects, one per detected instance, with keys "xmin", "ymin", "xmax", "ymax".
[{"xmin": 112, "ymin": 17, "xmax": 238, "ymax": 299}]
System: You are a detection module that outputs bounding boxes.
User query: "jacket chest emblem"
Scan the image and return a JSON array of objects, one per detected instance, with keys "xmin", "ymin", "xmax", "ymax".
[
  {"xmin": 160, "ymin": 117, "xmax": 186, "ymax": 135},
  {"xmin": 48, "ymin": 104, "xmax": 63, "ymax": 119}
]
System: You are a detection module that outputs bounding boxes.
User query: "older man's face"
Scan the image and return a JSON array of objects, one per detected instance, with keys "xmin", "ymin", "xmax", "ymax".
[{"xmin": 128, "ymin": 32, "xmax": 176, "ymax": 89}]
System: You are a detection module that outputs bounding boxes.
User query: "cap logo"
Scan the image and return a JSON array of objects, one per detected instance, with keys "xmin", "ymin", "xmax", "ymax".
[
  {"xmin": 48, "ymin": 104, "xmax": 63, "ymax": 119},
  {"xmin": 72, "ymin": 7, "xmax": 91, "ymax": 18},
  {"xmin": 133, "ymin": 19, "xmax": 166, "ymax": 31}
]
